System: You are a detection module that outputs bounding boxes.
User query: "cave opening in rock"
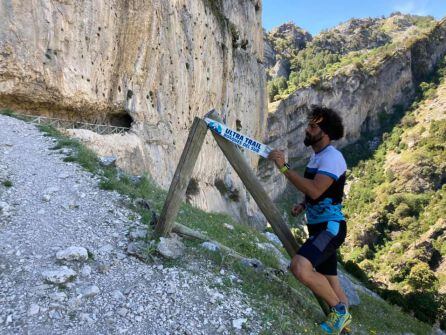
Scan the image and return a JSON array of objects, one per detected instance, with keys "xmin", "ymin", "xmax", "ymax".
[{"xmin": 108, "ymin": 111, "xmax": 133, "ymax": 128}]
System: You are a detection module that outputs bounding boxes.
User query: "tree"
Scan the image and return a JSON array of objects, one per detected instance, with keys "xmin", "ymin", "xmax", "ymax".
[
  {"xmin": 267, "ymin": 77, "xmax": 288, "ymax": 102},
  {"xmin": 267, "ymin": 81, "xmax": 279, "ymax": 102}
]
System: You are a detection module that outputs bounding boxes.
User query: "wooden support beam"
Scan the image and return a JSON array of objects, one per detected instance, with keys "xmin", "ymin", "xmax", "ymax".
[
  {"xmin": 206, "ymin": 110, "xmax": 300, "ymax": 258},
  {"xmin": 155, "ymin": 117, "xmax": 208, "ymax": 236},
  {"xmin": 207, "ymin": 110, "xmax": 330, "ymax": 315}
]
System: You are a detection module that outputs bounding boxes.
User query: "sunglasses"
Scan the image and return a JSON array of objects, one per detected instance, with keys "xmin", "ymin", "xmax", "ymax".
[{"xmin": 308, "ymin": 122, "xmax": 320, "ymax": 129}]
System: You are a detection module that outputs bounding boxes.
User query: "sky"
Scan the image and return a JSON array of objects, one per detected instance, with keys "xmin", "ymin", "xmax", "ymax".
[{"xmin": 262, "ymin": 0, "xmax": 446, "ymax": 35}]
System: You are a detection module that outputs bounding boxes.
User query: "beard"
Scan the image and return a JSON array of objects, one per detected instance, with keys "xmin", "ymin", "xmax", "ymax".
[{"xmin": 304, "ymin": 131, "xmax": 324, "ymax": 147}]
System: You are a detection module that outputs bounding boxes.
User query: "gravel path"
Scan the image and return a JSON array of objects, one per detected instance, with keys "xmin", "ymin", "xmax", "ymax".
[{"xmin": 0, "ymin": 115, "xmax": 261, "ymax": 335}]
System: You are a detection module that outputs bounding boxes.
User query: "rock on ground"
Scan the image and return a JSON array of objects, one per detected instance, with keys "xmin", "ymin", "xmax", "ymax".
[
  {"xmin": 56, "ymin": 246, "xmax": 89, "ymax": 261},
  {"xmin": 157, "ymin": 235, "xmax": 185, "ymax": 259},
  {"xmin": 42, "ymin": 266, "xmax": 77, "ymax": 284}
]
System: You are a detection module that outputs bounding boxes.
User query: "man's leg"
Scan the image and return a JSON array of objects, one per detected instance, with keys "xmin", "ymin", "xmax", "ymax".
[
  {"xmin": 325, "ymin": 275, "xmax": 349, "ymax": 307},
  {"xmin": 290, "ymin": 255, "xmax": 340, "ymax": 307},
  {"xmin": 314, "ymin": 246, "xmax": 352, "ymax": 333}
]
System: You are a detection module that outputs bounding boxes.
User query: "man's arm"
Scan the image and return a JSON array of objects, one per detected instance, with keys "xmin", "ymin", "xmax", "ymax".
[
  {"xmin": 268, "ymin": 149, "xmax": 333, "ymax": 200},
  {"xmin": 282, "ymin": 170, "xmax": 333, "ymax": 200}
]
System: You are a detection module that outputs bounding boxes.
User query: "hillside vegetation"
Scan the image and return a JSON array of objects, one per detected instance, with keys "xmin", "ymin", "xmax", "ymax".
[{"xmin": 341, "ymin": 56, "xmax": 446, "ymax": 329}]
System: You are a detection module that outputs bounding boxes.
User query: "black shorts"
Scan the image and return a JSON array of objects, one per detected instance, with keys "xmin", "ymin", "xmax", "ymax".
[{"xmin": 297, "ymin": 220, "xmax": 347, "ymax": 276}]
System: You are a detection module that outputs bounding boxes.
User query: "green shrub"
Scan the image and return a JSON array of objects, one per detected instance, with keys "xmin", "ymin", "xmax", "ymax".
[
  {"xmin": 2, "ymin": 180, "xmax": 12, "ymax": 187},
  {"xmin": 406, "ymin": 291, "xmax": 439, "ymax": 324},
  {"xmin": 407, "ymin": 263, "xmax": 439, "ymax": 292},
  {"xmin": 267, "ymin": 77, "xmax": 288, "ymax": 102},
  {"xmin": 343, "ymin": 260, "xmax": 369, "ymax": 282},
  {"xmin": 0, "ymin": 108, "xmax": 15, "ymax": 117},
  {"xmin": 419, "ymin": 81, "xmax": 436, "ymax": 99}
]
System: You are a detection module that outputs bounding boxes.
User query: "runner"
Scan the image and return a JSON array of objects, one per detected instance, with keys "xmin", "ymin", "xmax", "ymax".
[{"xmin": 268, "ymin": 106, "xmax": 351, "ymax": 334}]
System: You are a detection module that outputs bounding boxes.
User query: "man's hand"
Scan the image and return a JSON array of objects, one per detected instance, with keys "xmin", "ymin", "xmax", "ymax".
[
  {"xmin": 268, "ymin": 149, "xmax": 286, "ymax": 168},
  {"xmin": 269, "ymin": 150, "xmax": 333, "ymax": 200},
  {"xmin": 291, "ymin": 203, "xmax": 305, "ymax": 217}
]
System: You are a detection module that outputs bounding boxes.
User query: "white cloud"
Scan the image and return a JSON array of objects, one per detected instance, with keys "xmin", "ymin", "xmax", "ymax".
[{"xmin": 393, "ymin": 0, "xmax": 429, "ymax": 16}]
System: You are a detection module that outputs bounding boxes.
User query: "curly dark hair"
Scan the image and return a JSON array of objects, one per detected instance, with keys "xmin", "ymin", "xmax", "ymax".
[{"xmin": 308, "ymin": 106, "xmax": 344, "ymax": 141}]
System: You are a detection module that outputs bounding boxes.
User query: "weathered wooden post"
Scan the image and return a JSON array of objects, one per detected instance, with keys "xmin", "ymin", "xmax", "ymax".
[{"xmin": 155, "ymin": 117, "xmax": 208, "ymax": 236}]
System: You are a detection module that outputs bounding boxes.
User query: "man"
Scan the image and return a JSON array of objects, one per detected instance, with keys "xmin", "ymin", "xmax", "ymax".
[{"xmin": 268, "ymin": 106, "xmax": 351, "ymax": 334}]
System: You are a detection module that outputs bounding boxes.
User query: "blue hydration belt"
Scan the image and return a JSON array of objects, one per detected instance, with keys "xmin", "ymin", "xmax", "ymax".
[{"xmin": 306, "ymin": 198, "xmax": 345, "ymax": 225}]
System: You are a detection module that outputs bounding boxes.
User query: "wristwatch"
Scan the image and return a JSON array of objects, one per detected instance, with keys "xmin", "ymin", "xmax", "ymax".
[{"xmin": 279, "ymin": 162, "xmax": 291, "ymax": 174}]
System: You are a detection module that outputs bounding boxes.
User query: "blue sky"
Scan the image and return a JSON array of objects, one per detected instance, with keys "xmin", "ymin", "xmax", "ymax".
[{"xmin": 263, "ymin": 0, "xmax": 446, "ymax": 35}]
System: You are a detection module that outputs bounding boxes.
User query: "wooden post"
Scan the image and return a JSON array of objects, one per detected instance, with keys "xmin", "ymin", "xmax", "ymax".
[
  {"xmin": 207, "ymin": 110, "xmax": 330, "ymax": 315},
  {"xmin": 206, "ymin": 110, "xmax": 300, "ymax": 257},
  {"xmin": 155, "ymin": 117, "xmax": 208, "ymax": 236}
]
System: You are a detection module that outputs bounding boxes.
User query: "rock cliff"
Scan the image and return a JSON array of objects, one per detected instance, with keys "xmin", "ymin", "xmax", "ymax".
[
  {"xmin": 261, "ymin": 18, "xmax": 446, "ymax": 200},
  {"xmin": 0, "ymin": 0, "xmax": 266, "ymax": 224}
]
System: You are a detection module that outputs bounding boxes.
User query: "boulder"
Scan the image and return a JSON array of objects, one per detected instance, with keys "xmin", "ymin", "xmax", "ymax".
[
  {"xmin": 270, "ymin": 58, "xmax": 291, "ymax": 79},
  {"xmin": 201, "ymin": 242, "xmax": 220, "ymax": 252},
  {"xmin": 157, "ymin": 235, "xmax": 185, "ymax": 259}
]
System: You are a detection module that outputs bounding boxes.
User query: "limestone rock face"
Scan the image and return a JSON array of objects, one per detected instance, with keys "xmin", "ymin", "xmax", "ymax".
[
  {"xmin": 263, "ymin": 33, "xmax": 277, "ymax": 68},
  {"xmin": 270, "ymin": 58, "xmax": 290, "ymax": 79},
  {"xmin": 261, "ymin": 20, "xmax": 446, "ymax": 199},
  {"xmin": 0, "ymin": 0, "xmax": 266, "ymax": 224}
]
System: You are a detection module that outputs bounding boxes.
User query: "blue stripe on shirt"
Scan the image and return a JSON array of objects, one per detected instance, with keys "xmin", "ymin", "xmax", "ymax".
[{"xmin": 317, "ymin": 170, "xmax": 339, "ymax": 181}]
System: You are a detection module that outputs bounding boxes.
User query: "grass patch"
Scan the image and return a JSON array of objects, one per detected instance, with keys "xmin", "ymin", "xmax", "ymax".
[
  {"xmin": 0, "ymin": 108, "xmax": 29, "ymax": 122},
  {"xmin": 177, "ymin": 203, "xmax": 287, "ymax": 269},
  {"xmin": 2, "ymin": 180, "xmax": 12, "ymax": 188},
  {"xmin": 234, "ymin": 262, "xmax": 323, "ymax": 334},
  {"xmin": 0, "ymin": 108, "xmax": 15, "ymax": 117},
  {"xmin": 350, "ymin": 292, "xmax": 431, "ymax": 334},
  {"xmin": 37, "ymin": 125, "xmax": 99, "ymax": 173},
  {"xmin": 187, "ymin": 243, "xmax": 325, "ymax": 334}
]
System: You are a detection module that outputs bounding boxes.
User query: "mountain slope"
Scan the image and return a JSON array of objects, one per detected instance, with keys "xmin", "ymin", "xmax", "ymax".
[
  {"xmin": 0, "ymin": 115, "xmax": 270, "ymax": 334},
  {"xmin": 263, "ymin": 13, "xmax": 446, "ymax": 330},
  {"xmin": 341, "ymin": 58, "xmax": 446, "ymax": 328}
]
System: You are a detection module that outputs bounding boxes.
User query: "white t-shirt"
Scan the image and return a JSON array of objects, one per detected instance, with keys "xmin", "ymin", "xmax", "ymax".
[{"xmin": 306, "ymin": 145, "xmax": 347, "ymax": 181}]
